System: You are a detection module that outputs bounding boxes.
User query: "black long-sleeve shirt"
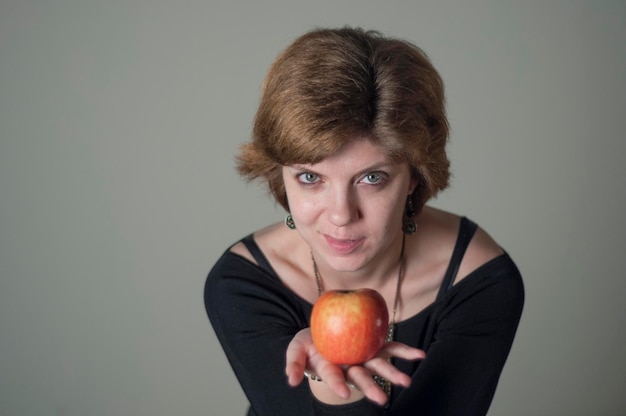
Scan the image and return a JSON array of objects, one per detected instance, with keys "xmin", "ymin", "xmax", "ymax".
[{"xmin": 204, "ymin": 218, "xmax": 524, "ymax": 415}]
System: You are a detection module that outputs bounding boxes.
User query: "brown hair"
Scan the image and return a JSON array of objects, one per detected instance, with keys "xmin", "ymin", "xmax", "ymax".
[{"xmin": 237, "ymin": 27, "xmax": 450, "ymax": 211}]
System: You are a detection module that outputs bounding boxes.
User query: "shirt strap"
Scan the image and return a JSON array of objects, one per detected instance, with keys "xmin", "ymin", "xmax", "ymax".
[
  {"xmin": 436, "ymin": 217, "xmax": 478, "ymax": 301},
  {"xmin": 240, "ymin": 234, "xmax": 277, "ymax": 276}
]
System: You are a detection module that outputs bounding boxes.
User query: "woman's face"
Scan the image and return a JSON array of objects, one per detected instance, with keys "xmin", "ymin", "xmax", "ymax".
[{"xmin": 282, "ymin": 137, "xmax": 417, "ymax": 274}]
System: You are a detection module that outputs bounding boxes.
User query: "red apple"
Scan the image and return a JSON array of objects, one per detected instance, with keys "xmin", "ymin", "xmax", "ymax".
[{"xmin": 310, "ymin": 288, "xmax": 389, "ymax": 365}]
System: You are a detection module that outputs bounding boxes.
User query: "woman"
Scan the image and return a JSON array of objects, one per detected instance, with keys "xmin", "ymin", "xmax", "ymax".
[{"xmin": 205, "ymin": 27, "xmax": 524, "ymax": 415}]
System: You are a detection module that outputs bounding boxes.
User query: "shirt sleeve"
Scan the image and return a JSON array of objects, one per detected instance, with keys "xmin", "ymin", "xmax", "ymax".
[
  {"xmin": 204, "ymin": 252, "xmax": 314, "ymax": 415},
  {"xmin": 392, "ymin": 255, "xmax": 525, "ymax": 416}
]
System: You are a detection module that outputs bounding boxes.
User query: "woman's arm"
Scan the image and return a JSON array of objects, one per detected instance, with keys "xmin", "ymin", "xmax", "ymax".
[
  {"xmin": 392, "ymin": 255, "xmax": 525, "ymax": 415},
  {"xmin": 205, "ymin": 253, "xmax": 314, "ymax": 415}
]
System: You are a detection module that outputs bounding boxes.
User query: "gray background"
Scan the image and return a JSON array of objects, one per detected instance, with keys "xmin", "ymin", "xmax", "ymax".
[{"xmin": 1, "ymin": 1, "xmax": 625, "ymax": 415}]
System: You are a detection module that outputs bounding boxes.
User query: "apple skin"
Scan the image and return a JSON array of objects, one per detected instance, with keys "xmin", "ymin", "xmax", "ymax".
[{"xmin": 310, "ymin": 288, "xmax": 389, "ymax": 365}]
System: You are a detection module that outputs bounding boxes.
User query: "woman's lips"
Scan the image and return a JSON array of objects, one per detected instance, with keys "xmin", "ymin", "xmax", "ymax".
[{"xmin": 323, "ymin": 234, "xmax": 364, "ymax": 255}]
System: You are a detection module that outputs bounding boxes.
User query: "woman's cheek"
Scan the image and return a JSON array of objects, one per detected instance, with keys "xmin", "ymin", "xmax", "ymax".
[{"xmin": 292, "ymin": 199, "xmax": 322, "ymax": 226}]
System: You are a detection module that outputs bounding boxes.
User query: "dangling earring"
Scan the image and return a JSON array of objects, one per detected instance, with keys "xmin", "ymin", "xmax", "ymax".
[
  {"xmin": 285, "ymin": 214, "xmax": 296, "ymax": 230},
  {"xmin": 402, "ymin": 196, "xmax": 417, "ymax": 235}
]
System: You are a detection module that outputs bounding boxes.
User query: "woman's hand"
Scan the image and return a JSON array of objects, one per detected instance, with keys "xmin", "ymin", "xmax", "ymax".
[{"xmin": 285, "ymin": 328, "xmax": 425, "ymax": 406}]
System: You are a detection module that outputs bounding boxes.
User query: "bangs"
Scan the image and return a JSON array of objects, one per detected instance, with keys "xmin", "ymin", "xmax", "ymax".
[{"xmin": 271, "ymin": 128, "xmax": 365, "ymax": 166}]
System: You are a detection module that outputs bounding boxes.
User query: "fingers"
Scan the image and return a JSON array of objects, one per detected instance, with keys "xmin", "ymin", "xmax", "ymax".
[
  {"xmin": 379, "ymin": 341, "xmax": 426, "ymax": 361},
  {"xmin": 284, "ymin": 329, "xmax": 352, "ymax": 399},
  {"xmin": 364, "ymin": 342, "xmax": 425, "ymax": 390},
  {"xmin": 286, "ymin": 332, "xmax": 426, "ymax": 406},
  {"xmin": 348, "ymin": 343, "xmax": 425, "ymax": 404},
  {"xmin": 363, "ymin": 357, "xmax": 411, "ymax": 389},
  {"xmin": 285, "ymin": 330, "xmax": 312, "ymax": 387},
  {"xmin": 344, "ymin": 355, "xmax": 421, "ymax": 405},
  {"xmin": 312, "ymin": 359, "xmax": 353, "ymax": 400},
  {"xmin": 344, "ymin": 365, "xmax": 389, "ymax": 406}
]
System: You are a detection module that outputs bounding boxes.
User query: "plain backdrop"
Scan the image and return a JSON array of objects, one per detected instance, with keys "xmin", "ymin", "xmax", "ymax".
[{"xmin": 1, "ymin": 1, "xmax": 625, "ymax": 415}]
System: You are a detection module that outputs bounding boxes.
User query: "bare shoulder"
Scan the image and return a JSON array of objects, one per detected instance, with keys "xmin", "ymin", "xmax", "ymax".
[
  {"xmin": 418, "ymin": 207, "xmax": 504, "ymax": 284},
  {"xmin": 228, "ymin": 222, "xmax": 289, "ymax": 263},
  {"xmin": 458, "ymin": 221, "xmax": 504, "ymax": 276},
  {"xmin": 228, "ymin": 222, "xmax": 318, "ymax": 301}
]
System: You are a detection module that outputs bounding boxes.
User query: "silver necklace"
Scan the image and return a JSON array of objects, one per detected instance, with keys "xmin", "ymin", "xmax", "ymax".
[{"xmin": 311, "ymin": 234, "xmax": 406, "ymax": 396}]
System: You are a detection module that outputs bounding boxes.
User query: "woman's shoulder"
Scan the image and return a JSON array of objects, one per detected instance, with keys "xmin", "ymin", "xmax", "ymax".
[
  {"xmin": 417, "ymin": 207, "xmax": 505, "ymax": 285},
  {"xmin": 228, "ymin": 222, "xmax": 281, "ymax": 263},
  {"xmin": 228, "ymin": 221, "xmax": 320, "ymax": 304},
  {"xmin": 206, "ymin": 224, "xmax": 301, "ymax": 296},
  {"xmin": 228, "ymin": 222, "xmax": 304, "ymax": 261}
]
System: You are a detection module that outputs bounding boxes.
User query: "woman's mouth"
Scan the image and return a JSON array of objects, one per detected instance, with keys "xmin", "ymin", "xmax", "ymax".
[{"xmin": 323, "ymin": 235, "xmax": 364, "ymax": 255}]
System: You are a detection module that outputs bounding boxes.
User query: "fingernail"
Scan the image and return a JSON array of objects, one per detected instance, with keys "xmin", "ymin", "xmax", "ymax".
[{"xmin": 341, "ymin": 387, "xmax": 351, "ymax": 399}]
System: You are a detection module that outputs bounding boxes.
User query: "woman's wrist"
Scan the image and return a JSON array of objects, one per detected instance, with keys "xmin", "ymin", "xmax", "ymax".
[{"xmin": 307, "ymin": 376, "xmax": 365, "ymax": 405}]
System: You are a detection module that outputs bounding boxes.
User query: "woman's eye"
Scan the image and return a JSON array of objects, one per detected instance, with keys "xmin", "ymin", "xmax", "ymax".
[
  {"xmin": 298, "ymin": 172, "xmax": 319, "ymax": 184},
  {"xmin": 362, "ymin": 172, "xmax": 384, "ymax": 185}
]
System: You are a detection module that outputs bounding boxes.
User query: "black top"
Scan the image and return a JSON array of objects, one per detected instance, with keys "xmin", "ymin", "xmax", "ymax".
[{"xmin": 204, "ymin": 218, "xmax": 524, "ymax": 415}]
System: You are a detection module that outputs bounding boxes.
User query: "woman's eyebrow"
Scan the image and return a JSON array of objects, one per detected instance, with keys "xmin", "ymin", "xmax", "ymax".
[
  {"xmin": 352, "ymin": 161, "xmax": 397, "ymax": 176},
  {"xmin": 287, "ymin": 160, "xmax": 396, "ymax": 174}
]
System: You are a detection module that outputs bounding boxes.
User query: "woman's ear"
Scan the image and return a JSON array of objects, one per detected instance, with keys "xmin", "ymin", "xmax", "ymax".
[
  {"xmin": 407, "ymin": 165, "xmax": 422, "ymax": 195},
  {"xmin": 408, "ymin": 176, "xmax": 419, "ymax": 196}
]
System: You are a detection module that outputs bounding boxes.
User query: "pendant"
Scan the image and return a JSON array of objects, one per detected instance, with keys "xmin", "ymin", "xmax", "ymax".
[
  {"xmin": 373, "ymin": 322, "xmax": 395, "ymax": 397},
  {"xmin": 386, "ymin": 323, "xmax": 395, "ymax": 343},
  {"xmin": 374, "ymin": 374, "xmax": 392, "ymax": 397}
]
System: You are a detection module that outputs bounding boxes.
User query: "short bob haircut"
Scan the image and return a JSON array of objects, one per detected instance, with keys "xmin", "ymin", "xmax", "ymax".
[{"xmin": 237, "ymin": 26, "xmax": 450, "ymax": 212}]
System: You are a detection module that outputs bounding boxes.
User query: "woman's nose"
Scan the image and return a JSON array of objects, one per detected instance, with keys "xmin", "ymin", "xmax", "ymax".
[{"xmin": 326, "ymin": 188, "xmax": 359, "ymax": 227}]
